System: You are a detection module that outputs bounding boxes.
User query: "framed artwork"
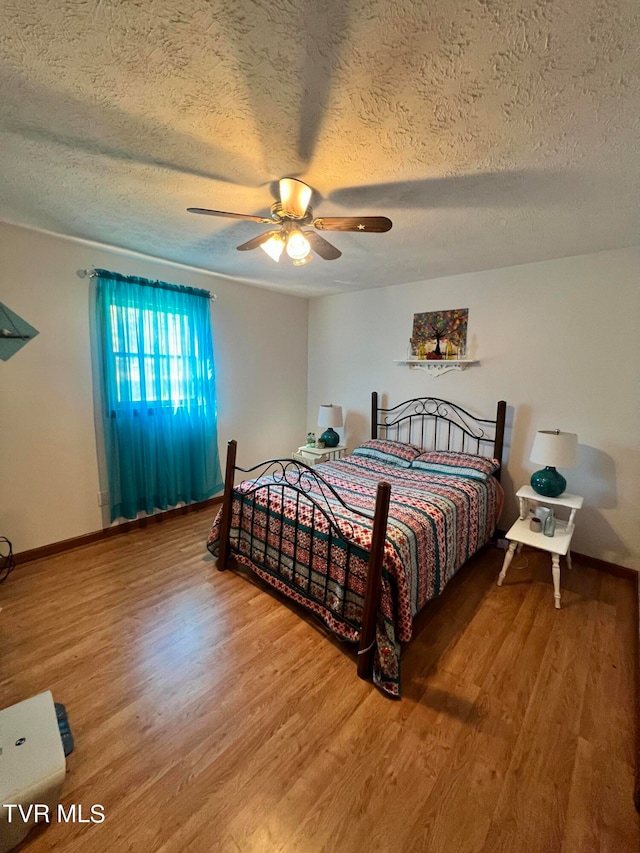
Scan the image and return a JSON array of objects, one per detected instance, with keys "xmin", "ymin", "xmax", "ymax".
[{"xmin": 411, "ymin": 308, "xmax": 468, "ymax": 358}]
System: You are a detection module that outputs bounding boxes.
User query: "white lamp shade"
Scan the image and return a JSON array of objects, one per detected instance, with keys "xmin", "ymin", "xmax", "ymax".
[
  {"xmin": 530, "ymin": 430, "xmax": 578, "ymax": 468},
  {"xmin": 318, "ymin": 404, "xmax": 343, "ymax": 429},
  {"xmin": 260, "ymin": 233, "xmax": 285, "ymax": 262},
  {"xmin": 286, "ymin": 229, "xmax": 311, "ymax": 261}
]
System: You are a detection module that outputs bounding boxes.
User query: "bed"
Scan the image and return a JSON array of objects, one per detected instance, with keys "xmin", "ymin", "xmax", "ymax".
[{"xmin": 207, "ymin": 393, "xmax": 506, "ymax": 697}]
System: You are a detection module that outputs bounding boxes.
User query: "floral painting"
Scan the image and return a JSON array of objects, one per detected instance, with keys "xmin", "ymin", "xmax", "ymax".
[{"xmin": 411, "ymin": 308, "xmax": 468, "ymax": 357}]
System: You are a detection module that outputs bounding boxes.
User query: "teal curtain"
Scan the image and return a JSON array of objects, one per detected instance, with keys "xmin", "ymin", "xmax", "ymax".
[{"xmin": 91, "ymin": 269, "xmax": 223, "ymax": 522}]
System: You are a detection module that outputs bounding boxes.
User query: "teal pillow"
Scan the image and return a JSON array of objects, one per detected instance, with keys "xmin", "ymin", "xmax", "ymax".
[
  {"xmin": 411, "ymin": 450, "xmax": 499, "ymax": 480},
  {"xmin": 352, "ymin": 439, "xmax": 423, "ymax": 468}
]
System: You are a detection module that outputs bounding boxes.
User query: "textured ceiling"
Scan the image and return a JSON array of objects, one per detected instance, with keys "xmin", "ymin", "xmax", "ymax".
[{"xmin": 1, "ymin": 0, "xmax": 638, "ymax": 297}]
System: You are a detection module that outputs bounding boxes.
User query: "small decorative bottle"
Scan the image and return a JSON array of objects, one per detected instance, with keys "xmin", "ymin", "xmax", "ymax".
[
  {"xmin": 417, "ymin": 341, "xmax": 426, "ymax": 360},
  {"xmin": 445, "ymin": 339, "xmax": 454, "ymax": 360},
  {"xmin": 543, "ymin": 511, "xmax": 556, "ymax": 537},
  {"xmin": 407, "ymin": 338, "xmax": 415, "ymax": 360}
]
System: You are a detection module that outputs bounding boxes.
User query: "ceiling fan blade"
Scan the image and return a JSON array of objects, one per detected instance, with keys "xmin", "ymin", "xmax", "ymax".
[
  {"xmin": 279, "ymin": 178, "xmax": 312, "ymax": 218},
  {"xmin": 313, "ymin": 216, "xmax": 393, "ymax": 233},
  {"xmin": 187, "ymin": 207, "xmax": 273, "ymax": 224},
  {"xmin": 305, "ymin": 231, "xmax": 342, "ymax": 260},
  {"xmin": 236, "ymin": 230, "xmax": 279, "ymax": 251}
]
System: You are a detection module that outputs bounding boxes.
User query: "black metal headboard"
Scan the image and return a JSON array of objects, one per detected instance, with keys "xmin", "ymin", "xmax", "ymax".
[{"xmin": 371, "ymin": 392, "xmax": 507, "ymax": 480}]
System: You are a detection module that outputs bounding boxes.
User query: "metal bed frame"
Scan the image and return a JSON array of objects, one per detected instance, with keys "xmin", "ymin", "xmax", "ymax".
[
  {"xmin": 215, "ymin": 393, "xmax": 506, "ymax": 684},
  {"xmin": 371, "ymin": 392, "xmax": 506, "ymax": 480}
]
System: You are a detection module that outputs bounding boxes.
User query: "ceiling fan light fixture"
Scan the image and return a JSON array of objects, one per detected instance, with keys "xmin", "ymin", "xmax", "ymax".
[
  {"xmin": 280, "ymin": 178, "xmax": 312, "ymax": 218},
  {"xmin": 286, "ymin": 228, "xmax": 311, "ymax": 261},
  {"xmin": 260, "ymin": 233, "xmax": 286, "ymax": 262},
  {"xmin": 188, "ymin": 177, "xmax": 391, "ymax": 264}
]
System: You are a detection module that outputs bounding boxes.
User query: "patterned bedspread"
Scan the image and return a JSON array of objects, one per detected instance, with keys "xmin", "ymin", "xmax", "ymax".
[{"xmin": 207, "ymin": 454, "xmax": 503, "ymax": 697}]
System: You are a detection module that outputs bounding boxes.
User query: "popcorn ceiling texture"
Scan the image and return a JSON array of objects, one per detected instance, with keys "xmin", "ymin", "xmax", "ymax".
[{"xmin": 0, "ymin": 0, "xmax": 638, "ymax": 295}]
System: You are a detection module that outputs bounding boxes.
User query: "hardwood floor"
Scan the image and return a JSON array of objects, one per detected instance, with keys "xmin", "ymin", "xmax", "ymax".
[{"xmin": 2, "ymin": 510, "xmax": 638, "ymax": 852}]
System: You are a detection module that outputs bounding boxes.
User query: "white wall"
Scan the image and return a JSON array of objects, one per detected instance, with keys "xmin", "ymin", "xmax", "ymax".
[
  {"xmin": 0, "ymin": 222, "xmax": 308, "ymax": 553},
  {"xmin": 308, "ymin": 247, "xmax": 640, "ymax": 570}
]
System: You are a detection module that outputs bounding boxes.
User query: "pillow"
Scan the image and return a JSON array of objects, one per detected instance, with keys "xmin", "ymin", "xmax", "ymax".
[
  {"xmin": 351, "ymin": 439, "xmax": 423, "ymax": 468},
  {"xmin": 411, "ymin": 450, "xmax": 500, "ymax": 480}
]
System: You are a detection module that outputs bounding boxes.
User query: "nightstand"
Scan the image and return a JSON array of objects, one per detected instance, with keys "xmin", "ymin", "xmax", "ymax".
[
  {"xmin": 497, "ymin": 485, "xmax": 584, "ymax": 609},
  {"xmin": 292, "ymin": 445, "xmax": 347, "ymax": 466}
]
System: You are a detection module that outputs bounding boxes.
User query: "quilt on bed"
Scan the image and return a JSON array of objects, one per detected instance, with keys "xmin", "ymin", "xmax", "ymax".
[{"xmin": 207, "ymin": 454, "xmax": 503, "ymax": 697}]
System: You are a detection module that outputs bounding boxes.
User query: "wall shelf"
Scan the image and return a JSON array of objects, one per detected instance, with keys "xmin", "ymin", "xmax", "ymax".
[{"xmin": 394, "ymin": 358, "xmax": 479, "ymax": 376}]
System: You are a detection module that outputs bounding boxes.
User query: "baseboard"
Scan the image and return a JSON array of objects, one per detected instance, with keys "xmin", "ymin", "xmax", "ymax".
[
  {"xmin": 571, "ymin": 551, "xmax": 638, "ymax": 581},
  {"xmin": 13, "ymin": 509, "xmax": 636, "ymax": 579},
  {"xmin": 14, "ymin": 497, "xmax": 223, "ymax": 565}
]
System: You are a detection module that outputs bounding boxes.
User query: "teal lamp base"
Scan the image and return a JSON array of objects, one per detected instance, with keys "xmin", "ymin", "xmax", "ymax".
[
  {"xmin": 320, "ymin": 427, "xmax": 339, "ymax": 448},
  {"xmin": 530, "ymin": 466, "xmax": 566, "ymax": 497}
]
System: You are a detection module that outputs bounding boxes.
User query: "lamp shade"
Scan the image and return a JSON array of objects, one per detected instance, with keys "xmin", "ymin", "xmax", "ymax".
[
  {"xmin": 318, "ymin": 404, "xmax": 343, "ymax": 429},
  {"xmin": 530, "ymin": 430, "xmax": 578, "ymax": 468},
  {"xmin": 260, "ymin": 233, "xmax": 285, "ymax": 262}
]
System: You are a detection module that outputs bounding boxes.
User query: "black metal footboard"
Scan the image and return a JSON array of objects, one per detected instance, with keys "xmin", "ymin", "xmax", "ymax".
[{"xmin": 215, "ymin": 440, "xmax": 391, "ymax": 679}]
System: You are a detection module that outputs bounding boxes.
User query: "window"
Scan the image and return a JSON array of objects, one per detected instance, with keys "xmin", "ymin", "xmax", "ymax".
[
  {"xmin": 109, "ymin": 303, "xmax": 199, "ymax": 405},
  {"xmin": 91, "ymin": 270, "xmax": 223, "ymax": 521}
]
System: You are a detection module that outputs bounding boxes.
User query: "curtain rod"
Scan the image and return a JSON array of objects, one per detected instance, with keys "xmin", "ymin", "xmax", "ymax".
[{"xmin": 76, "ymin": 269, "xmax": 217, "ymax": 300}]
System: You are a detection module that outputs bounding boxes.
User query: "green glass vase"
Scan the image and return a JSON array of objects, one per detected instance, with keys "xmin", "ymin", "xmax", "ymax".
[
  {"xmin": 320, "ymin": 427, "xmax": 339, "ymax": 448},
  {"xmin": 530, "ymin": 466, "xmax": 566, "ymax": 497}
]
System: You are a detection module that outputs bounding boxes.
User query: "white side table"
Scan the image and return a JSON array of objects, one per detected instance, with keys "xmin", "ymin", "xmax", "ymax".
[
  {"xmin": 292, "ymin": 445, "xmax": 347, "ymax": 466},
  {"xmin": 497, "ymin": 485, "xmax": 584, "ymax": 609}
]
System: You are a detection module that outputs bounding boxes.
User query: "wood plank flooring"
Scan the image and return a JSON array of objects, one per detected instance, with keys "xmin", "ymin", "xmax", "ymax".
[{"xmin": 1, "ymin": 510, "xmax": 637, "ymax": 852}]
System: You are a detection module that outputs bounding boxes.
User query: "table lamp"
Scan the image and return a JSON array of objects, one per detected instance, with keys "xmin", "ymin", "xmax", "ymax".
[
  {"xmin": 318, "ymin": 404, "xmax": 343, "ymax": 448},
  {"xmin": 529, "ymin": 429, "xmax": 578, "ymax": 497}
]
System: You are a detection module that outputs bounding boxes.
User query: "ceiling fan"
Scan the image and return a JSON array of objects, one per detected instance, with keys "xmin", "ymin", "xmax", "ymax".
[{"xmin": 187, "ymin": 178, "xmax": 392, "ymax": 265}]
